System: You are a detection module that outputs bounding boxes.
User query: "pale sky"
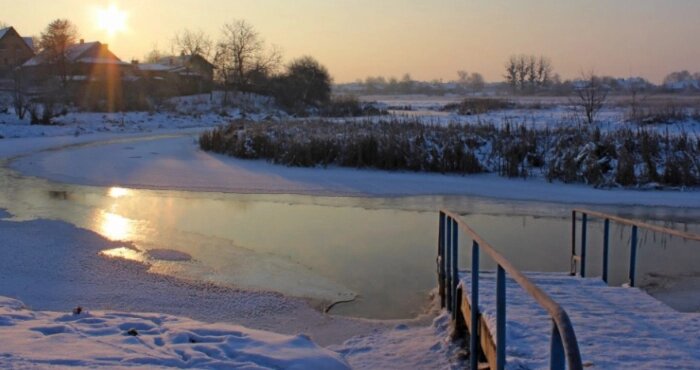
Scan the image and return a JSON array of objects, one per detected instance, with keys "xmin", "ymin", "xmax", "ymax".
[{"xmin": 2, "ymin": 0, "xmax": 700, "ymax": 83}]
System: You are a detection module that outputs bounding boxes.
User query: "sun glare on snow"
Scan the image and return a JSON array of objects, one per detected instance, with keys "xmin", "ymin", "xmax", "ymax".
[{"xmin": 96, "ymin": 4, "xmax": 128, "ymax": 36}]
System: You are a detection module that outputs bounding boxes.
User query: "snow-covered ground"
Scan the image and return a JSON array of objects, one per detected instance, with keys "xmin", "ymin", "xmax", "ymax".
[
  {"xmin": 359, "ymin": 94, "xmax": 700, "ymax": 136},
  {"xmin": 0, "ymin": 293, "xmax": 463, "ymax": 369},
  {"xmin": 332, "ymin": 311, "xmax": 464, "ymax": 369},
  {"xmin": 0, "ymin": 92, "xmax": 284, "ymax": 140},
  {"xmin": 0, "ymin": 296, "xmax": 350, "ymax": 369}
]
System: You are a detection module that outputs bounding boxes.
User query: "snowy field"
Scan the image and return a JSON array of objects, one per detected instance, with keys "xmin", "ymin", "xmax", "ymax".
[{"xmin": 359, "ymin": 94, "xmax": 700, "ymax": 135}]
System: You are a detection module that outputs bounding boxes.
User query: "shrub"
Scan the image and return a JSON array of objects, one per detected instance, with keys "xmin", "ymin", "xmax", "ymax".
[
  {"xmin": 272, "ymin": 56, "xmax": 332, "ymax": 114},
  {"xmin": 319, "ymin": 96, "xmax": 386, "ymax": 117},
  {"xmin": 625, "ymin": 100, "xmax": 695, "ymax": 125},
  {"xmin": 200, "ymin": 118, "xmax": 700, "ymax": 188},
  {"xmin": 442, "ymin": 98, "xmax": 513, "ymax": 115}
]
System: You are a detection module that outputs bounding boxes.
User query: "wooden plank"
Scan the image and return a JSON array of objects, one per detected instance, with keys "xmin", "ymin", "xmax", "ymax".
[{"xmin": 459, "ymin": 286, "xmax": 497, "ymax": 370}]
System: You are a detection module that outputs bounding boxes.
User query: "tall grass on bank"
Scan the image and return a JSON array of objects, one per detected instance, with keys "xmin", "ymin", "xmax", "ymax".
[{"xmin": 199, "ymin": 118, "xmax": 700, "ymax": 188}]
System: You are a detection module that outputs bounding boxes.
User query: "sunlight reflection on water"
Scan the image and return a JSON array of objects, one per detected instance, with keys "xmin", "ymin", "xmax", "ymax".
[
  {"xmin": 97, "ymin": 211, "xmax": 135, "ymax": 241},
  {"xmin": 100, "ymin": 246, "xmax": 144, "ymax": 262},
  {"xmin": 108, "ymin": 187, "xmax": 131, "ymax": 199}
]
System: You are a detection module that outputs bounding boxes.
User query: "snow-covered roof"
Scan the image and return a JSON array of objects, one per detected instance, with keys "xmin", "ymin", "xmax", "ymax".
[
  {"xmin": 22, "ymin": 37, "xmax": 33, "ymax": 50},
  {"xmin": 76, "ymin": 57, "xmax": 129, "ymax": 66},
  {"xmin": 23, "ymin": 41, "xmax": 125, "ymax": 67},
  {"xmin": 665, "ymin": 79, "xmax": 700, "ymax": 90},
  {"xmin": 0, "ymin": 27, "xmax": 34, "ymax": 52},
  {"xmin": 156, "ymin": 54, "xmax": 214, "ymax": 69},
  {"xmin": 65, "ymin": 42, "xmax": 100, "ymax": 61},
  {"xmin": 136, "ymin": 63, "xmax": 176, "ymax": 72}
]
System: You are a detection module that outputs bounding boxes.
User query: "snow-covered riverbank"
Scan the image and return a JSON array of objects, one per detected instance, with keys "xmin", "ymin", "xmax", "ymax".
[
  {"xmin": 0, "ymin": 210, "xmax": 463, "ymax": 369},
  {"xmin": 8, "ymin": 133, "xmax": 700, "ymax": 207}
]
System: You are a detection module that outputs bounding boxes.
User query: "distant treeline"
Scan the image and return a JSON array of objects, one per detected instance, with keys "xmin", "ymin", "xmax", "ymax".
[{"xmin": 336, "ymin": 56, "xmax": 700, "ymax": 96}]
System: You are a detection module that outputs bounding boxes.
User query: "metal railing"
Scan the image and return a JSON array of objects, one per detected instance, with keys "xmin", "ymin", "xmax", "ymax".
[
  {"xmin": 438, "ymin": 210, "xmax": 583, "ymax": 370},
  {"xmin": 571, "ymin": 209, "xmax": 700, "ymax": 287}
]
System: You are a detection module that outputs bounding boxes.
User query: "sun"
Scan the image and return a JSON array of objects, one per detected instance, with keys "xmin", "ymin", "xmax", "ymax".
[{"xmin": 96, "ymin": 4, "xmax": 128, "ymax": 36}]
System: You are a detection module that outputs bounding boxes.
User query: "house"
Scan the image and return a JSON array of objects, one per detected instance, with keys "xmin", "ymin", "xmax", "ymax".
[
  {"xmin": 22, "ymin": 39, "xmax": 131, "ymax": 81},
  {"xmin": 22, "ymin": 40, "xmax": 132, "ymax": 110},
  {"xmin": 157, "ymin": 54, "xmax": 214, "ymax": 83},
  {"xmin": 134, "ymin": 53, "xmax": 215, "ymax": 95},
  {"xmin": 0, "ymin": 27, "xmax": 35, "ymax": 78}
]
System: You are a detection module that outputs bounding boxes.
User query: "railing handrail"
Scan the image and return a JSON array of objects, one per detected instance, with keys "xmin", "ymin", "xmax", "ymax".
[
  {"xmin": 573, "ymin": 208, "xmax": 700, "ymax": 242},
  {"xmin": 440, "ymin": 209, "xmax": 583, "ymax": 370},
  {"xmin": 571, "ymin": 208, "xmax": 700, "ymax": 286}
]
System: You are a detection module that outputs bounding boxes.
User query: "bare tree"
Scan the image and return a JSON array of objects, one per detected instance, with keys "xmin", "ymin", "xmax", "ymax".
[
  {"xmin": 572, "ymin": 72, "xmax": 609, "ymax": 125},
  {"xmin": 172, "ymin": 29, "xmax": 212, "ymax": 59},
  {"xmin": 38, "ymin": 19, "xmax": 79, "ymax": 88},
  {"xmin": 217, "ymin": 20, "xmax": 269, "ymax": 90},
  {"xmin": 11, "ymin": 68, "xmax": 30, "ymax": 120},
  {"xmin": 626, "ymin": 78, "xmax": 652, "ymax": 123},
  {"xmin": 536, "ymin": 56, "xmax": 553, "ymax": 88},
  {"xmin": 526, "ymin": 55, "xmax": 537, "ymax": 91},
  {"xmin": 504, "ymin": 54, "xmax": 554, "ymax": 93},
  {"xmin": 0, "ymin": 21, "xmax": 8, "ymax": 29},
  {"xmin": 399, "ymin": 73, "xmax": 414, "ymax": 94},
  {"xmin": 504, "ymin": 56, "xmax": 518, "ymax": 91},
  {"xmin": 212, "ymin": 45, "xmax": 235, "ymax": 104},
  {"xmin": 143, "ymin": 43, "xmax": 165, "ymax": 63},
  {"xmin": 457, "ymin": 70, "xmax": 485, "ymax": 92}
]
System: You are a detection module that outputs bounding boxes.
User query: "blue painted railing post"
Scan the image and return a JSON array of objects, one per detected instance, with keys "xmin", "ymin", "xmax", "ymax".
[
  {"xmin": 438, "ymin": 212, "xmax": 446, "ymax": 308},
  {"xmin": 496, "ymin": 265, "xmax": 506, "ymax": 370},
  {"xmin": 629, "ymin": 225, "xmax": 638, "ymax": 287},
  {"xmin": 570, "ymin": 211, "xmax": 577, "ymax": 275},
  {"xmin": 470, "ymin": 241, "xmax": 480, "ymax": 370},
  {"xmin": 550, "ymin": 321, "xmax": 565, "ymax": 370},
  {"xmin": 445, "ymin": 217, "xmax": 452, "ymax": 311},
  {"xmin": 451, "ymin": 219, "xmax": 459, "ymax": 318},
  {"xmin": 580, "ymin": 213, "xmax": 587, "ymax": 278},
  {"xmin": 602, "ymin": 218, "xmax": 610, "ymax": 284}
]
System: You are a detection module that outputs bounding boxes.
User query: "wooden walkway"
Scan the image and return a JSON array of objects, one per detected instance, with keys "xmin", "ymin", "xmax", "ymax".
[
  {"xmin": 457, "ymin": 272, "xmax": 700, "ymax": 369},
  {"xmin": 438, "ymin": 209, "xmax": 700, "ymax": 370}
]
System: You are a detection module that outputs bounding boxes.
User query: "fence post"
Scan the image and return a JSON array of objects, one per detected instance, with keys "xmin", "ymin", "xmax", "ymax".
[
  {"xmin": 451, "ymin": 219, "xmax": 459, "ymax": 318},
  {"xmin": 470, "ymin": 241, "xmax": 480, "ymax": 370},
  {"xmin": 570, "ymin": 210, "xmax": 577, "ymax": 275},
  {"xmin": 580, "ymin": 213, "xmax": 587, "ymax": 278},
  {"xmin": 602, "ymin": 218, "xmax": 610, "ymax": 284},
  {"xmin": 629, "ymin": 225, "xmax": 638, "ymax": 287},
  {"xmin": 496, "ymin": 265, "xmax": 506, "ymax": 370},
  {"xmin": 445, "ymin": 217, "xmax": 452, "ymax": 311},
  {"xmin": 438, "ymin": 212, "xmax": 446, "ymax": 308},
  {"xmin": 550, "ymin": 321, "xmax": 565, "ymax": 370}
]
